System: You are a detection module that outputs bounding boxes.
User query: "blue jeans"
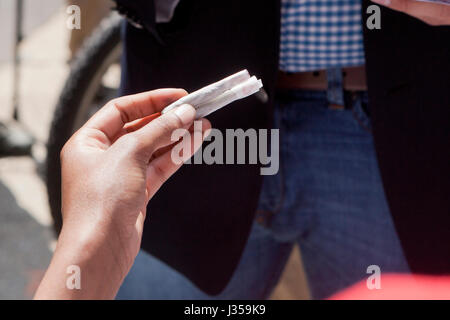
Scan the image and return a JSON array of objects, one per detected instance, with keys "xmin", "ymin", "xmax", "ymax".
[{"xmin": 117, "ymin": 90, "xmax": 410, "ymax": 299}]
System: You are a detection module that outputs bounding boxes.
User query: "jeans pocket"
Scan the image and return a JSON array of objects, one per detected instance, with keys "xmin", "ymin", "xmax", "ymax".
[{"xmin": 351, "ymin": 92, "xmax": 371, "ymax": 132}]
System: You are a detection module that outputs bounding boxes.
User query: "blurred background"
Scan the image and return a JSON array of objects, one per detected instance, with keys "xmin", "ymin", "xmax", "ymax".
[{"xmin": 0, "ymin": 0, "xmax": 309, "ymax": 299}]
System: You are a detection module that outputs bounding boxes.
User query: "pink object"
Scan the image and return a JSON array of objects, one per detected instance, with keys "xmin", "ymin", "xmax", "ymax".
[{"xmin": 330, "ymin": 274, "xmax": 450, "ymax": 300}]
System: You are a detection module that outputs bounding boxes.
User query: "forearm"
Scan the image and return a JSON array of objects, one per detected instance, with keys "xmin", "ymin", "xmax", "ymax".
[{"xmin": 34, "ymin": 227, "xmax": 126, "ymax": 300}]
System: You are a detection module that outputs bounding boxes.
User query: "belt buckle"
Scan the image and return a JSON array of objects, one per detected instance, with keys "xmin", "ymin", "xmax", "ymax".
[{"xmin": 328, "ymin": 103, "xmax": 345, "ymax": 110}]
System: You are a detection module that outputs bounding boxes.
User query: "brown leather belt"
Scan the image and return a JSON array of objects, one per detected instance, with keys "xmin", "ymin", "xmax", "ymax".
[{"xmin": 276, "ymin": 66, "xmax": 367, "ymax": 91}]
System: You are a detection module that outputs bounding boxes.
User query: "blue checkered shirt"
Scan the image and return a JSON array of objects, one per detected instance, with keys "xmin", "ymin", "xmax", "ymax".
[{"xmin": 279, "ymin": 0, "xmax": 365, "ymax": 72}]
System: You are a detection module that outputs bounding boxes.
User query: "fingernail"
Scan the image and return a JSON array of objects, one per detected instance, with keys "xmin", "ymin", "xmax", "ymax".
[
  {"xmin": 173, "ymin": 104, "xmax": 196, "ymax": 125},
  {"xmin": 203, "ymin": 128, "xmax": 212, "ymax": 139}
]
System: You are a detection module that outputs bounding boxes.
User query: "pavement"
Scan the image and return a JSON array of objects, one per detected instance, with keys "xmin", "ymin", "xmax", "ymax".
[
  {"xmin": 0, "ymin": 3, "xmax": 69, "ymax": 299},
  {"xmin": 0, "ymin": 2, "xmax": 309, "ymax": 300}
]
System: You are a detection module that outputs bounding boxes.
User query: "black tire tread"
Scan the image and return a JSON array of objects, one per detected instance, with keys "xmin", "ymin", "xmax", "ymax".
[{"xmin": 46, "ymin": 14, "xmax": 122, "ymax": 234}]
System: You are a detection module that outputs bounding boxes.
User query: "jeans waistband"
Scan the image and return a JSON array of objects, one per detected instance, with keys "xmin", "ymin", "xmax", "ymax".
[{"xmin": 275, "ymin": 88, "xmax": 368, "ymax": 109}]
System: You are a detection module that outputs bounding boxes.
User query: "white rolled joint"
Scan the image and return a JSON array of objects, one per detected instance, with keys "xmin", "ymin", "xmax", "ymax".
[{"xmin": 161, "ymin": 69, "xmax": 264, "ymax": 119}]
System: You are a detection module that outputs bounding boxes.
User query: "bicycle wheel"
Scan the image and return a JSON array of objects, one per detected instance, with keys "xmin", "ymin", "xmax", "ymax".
[{"xmin": 46, "ymin": 13, "xmax": 123, "ymax": 234}]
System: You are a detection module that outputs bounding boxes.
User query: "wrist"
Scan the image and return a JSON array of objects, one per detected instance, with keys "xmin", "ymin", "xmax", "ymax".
[
  {"xmin": 59, "ymin": 204, "xmax": 133, "ymax": 275},
  {"xmin": 59, "ymin": 221, "xmax": 128, "ymax": 275},
  {"xmin": 35, "ymin": 221, "xmax": 128, "ymax": 299}
]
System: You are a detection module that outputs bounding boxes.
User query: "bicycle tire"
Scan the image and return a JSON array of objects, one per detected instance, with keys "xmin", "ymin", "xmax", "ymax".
[{"xmin": 46, "ymin": 14, "xmax": 122, "ymax": 234}]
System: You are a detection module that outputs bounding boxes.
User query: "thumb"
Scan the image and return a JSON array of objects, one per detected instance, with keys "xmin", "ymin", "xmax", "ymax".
[{"xmin": 127, "ymin": 104, "xmax": 196, "ymax": 160}]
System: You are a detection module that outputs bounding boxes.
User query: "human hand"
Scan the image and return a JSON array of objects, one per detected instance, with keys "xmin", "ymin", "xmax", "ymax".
[
  {"xmin": 371, "ymin": 0, "xmax": 450, "ymax": 25},
  {"xmin": 35, "ymin": 89, "xmax": 210, "ymax": 299}
]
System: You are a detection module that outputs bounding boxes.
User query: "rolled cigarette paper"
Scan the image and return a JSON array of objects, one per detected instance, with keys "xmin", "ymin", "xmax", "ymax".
[
  {"xmin": 162, "ymin": 69, "xmax": 251, "ymax": 114},
  {"xmin": 195, "ymin": 76, "xmax": 263, "ymax": 119}
]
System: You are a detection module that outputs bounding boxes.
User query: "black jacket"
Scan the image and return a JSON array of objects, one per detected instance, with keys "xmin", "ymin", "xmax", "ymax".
[{"xmin": 116, "ymin": 0, "xmax": 450, "ymax": 295}]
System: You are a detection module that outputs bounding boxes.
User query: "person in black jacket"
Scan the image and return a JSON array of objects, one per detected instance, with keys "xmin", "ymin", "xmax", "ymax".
[{"xmin": 111, "ymin": 0, "xmax": 450, "ymax": 299}]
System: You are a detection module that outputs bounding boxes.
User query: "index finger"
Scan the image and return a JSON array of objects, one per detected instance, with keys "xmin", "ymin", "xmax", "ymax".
[{"xmin": 83, "ymin": 88, "xmax": 188, "ymax": 141}]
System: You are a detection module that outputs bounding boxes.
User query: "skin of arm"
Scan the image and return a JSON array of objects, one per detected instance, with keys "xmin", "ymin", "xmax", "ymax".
[
  {"xmin": 34, "ymin": 89, "xmax": 211, "ymax": 299},
  {"xmin": 371, "ymin": 0, "xmax": 450, "ymax": 25}
]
